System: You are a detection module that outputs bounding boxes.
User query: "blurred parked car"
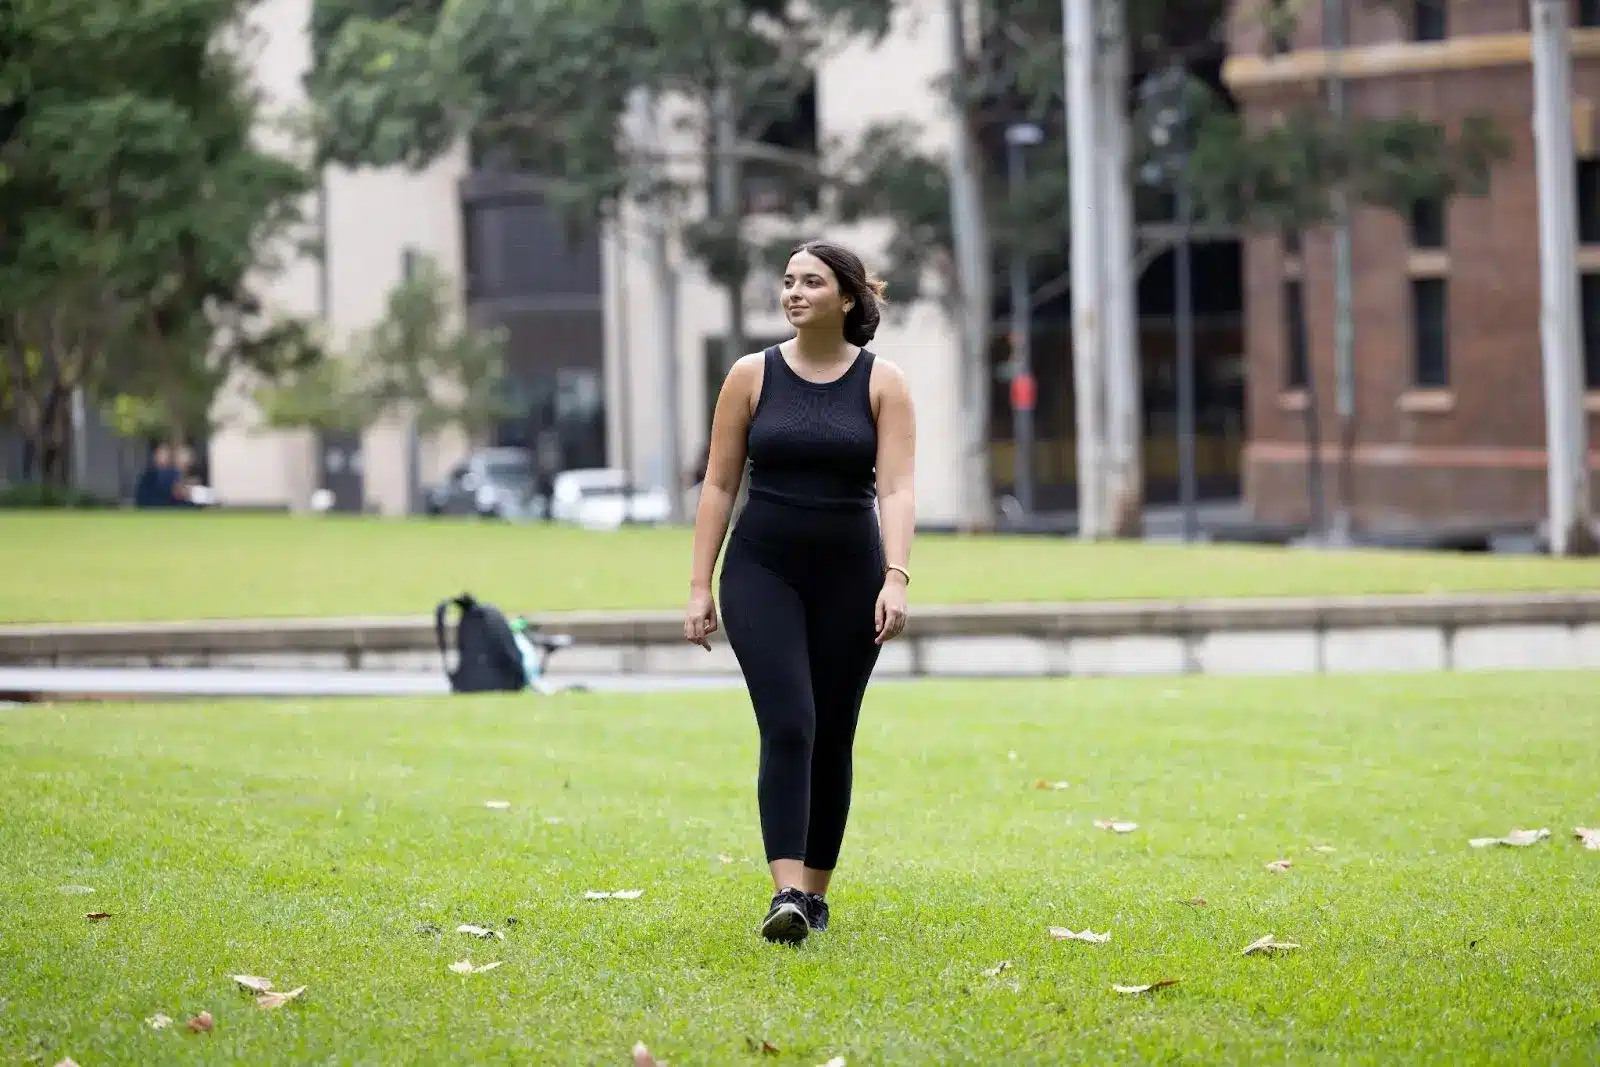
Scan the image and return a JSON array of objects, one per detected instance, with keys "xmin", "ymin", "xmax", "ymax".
[
  {"xmin": 424, "ymin": 448, "xmax": 546, "ymax": 520},
  {"xmin": 549, "ymin": 467, "xmax": 671, "ymax": 528}
]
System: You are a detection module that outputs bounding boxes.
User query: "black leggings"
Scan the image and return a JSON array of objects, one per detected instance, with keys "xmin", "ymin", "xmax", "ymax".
[{"xmin": 719, "ymin": 496, "xmax": 885, "ymax": 871}]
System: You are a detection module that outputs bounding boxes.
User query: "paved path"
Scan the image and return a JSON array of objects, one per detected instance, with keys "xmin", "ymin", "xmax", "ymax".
[{"xmin": 0, "ymin": 667, "xmax": 745, "ymax": 700}]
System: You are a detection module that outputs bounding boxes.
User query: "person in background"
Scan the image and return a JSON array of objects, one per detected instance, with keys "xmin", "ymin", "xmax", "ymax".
[{"xmin": 134, "ymin": 445, "xmax": 179, "ymax": 507}]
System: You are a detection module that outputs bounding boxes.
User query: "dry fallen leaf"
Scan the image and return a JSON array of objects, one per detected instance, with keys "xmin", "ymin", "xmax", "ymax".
[
  {"xmin": 633, "ymin": 1041, "xmax": 667, "ymax": 1066},
  {"xmin": 449, "ymin": 959, "xmax": 504, "ymax": 974},
  {"xmin": 256, "ymin": 986, "xmax": 307, "ymax": 1010},
  {"xmin": 544, "ymin": 816, "xmax": 566, "ymax": 824},
  {"xmin": 484, "ymin": 800, "xmax": 511, "ymax": 810},
  {"xmin": 816, "ymin": 1058, "xmax": 847, "ymax": 1067},
  {"xmin": 1093, "ymin": 819, "xmax": 1138, "ymax": 833},
  {"xmin": 982, "ymin": 960, "xmax": 1013, "ymax": 977},
  {"xmin": 1241, "ymin": 934, "xmax": 1302, "ymax": 956},
  {"xmin": 1177, "ymin": 897, "xmax": 1207, "ymax": 907},
  {"xmin": 230, "ymin": 975, "xmax": 273, "ymax": 993},
  {"xmin": 1049, "ymin": 927, "xmax": 1111, "ymax": 943},
  {"xmin": 187, "ymin": 1011, "xmax": 214, "ymax": 1033},
  {"xmin": 456, "ymin": 924, "xmax": 504, "ymax": 940},
  {"xmin": 718, "ymin": 854, "xmax": 735, "ymax": 864},
  {"xmin": 1265, "ymin": 859, "xmax": 1293, "ymax": 872},
  {"xmin": 57, "ymin": 885, "xmax": 94, "ymax": 894},
  {"xmin": 1311, "ymin": 845, "xmax": 1336, "ymax": 854},
  {"xmin": 1575, "ymin": 827, "xmax": 1600, "ymax": 851},
  {"xmin": 1033, "ymin": 779, "xmax": 1069, "ymax": 791},
  {"xmin": 145, "ymin": 1013, "xmax": 174, "ymax": 1030},
  {"xmin": 584, "ymin": 889, "xmax": 644, "ymax": 900},
  {"xmin": 85, "ymin": 912, "xmax": 111, "ymax": 921},
  {"xmin": 54, "ymin": 1059, "xmax": 79, "ymax": 1067},
  {"xmin": 1470, "ymin": 828, "xmax": 1551, "ymax": 848},
  {"xmin": 1113, "ymin": 978, "xmax": 1180, "ymax": 994},
  {"xmin": 744, "ymin": 1036, "xmax": 781, "ymax": 1054}
]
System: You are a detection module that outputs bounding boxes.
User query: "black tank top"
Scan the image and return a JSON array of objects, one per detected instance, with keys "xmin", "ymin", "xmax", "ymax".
[{"xmin": 745, "ymin": 345, "xmax": 877, "ymax": 511}]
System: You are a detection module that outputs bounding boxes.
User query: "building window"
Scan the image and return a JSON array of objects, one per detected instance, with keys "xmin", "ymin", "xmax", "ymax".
[
  {"xmin": 1583, "ymin": 273, "xmax": 1600, "ymax": 390},
  {"xmin": 1410, "ymin": 0, "xmax": 1446, "ymax": 42},
  {"xmin": 1579, "ymin": 159, "xmax": 1600, "ymax": 245},
  {"xmin": 1283, "ymin": 228, "xmax": 1302, "ymax": 256},
  {"xmin": 1411, "ymin": 277, "xmax": 1449, "ymax": 387},
  {"xmin": 1284, "ymin": 279, "xmax": 1308, "ymax": 389},
  {"xmin": 1582, "ymin": 0, "xmax": 1600, "ymax": 29},
  {"xmin": 1409, "ymin": 197, "xmax": 1445, "ymax": 249}
]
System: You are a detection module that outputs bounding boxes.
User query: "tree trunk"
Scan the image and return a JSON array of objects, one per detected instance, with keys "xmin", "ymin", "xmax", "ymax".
[
  {"xmin": 945, "ymin": 0, "xmax": 995, "ymax": 531},
  {"xmin": 1099, "ymin": 0, "xmax": 1144, "ymax": 538},
  {"xmin": 712, "ymin": 76, "xmax": 751, "ymax": 520}
]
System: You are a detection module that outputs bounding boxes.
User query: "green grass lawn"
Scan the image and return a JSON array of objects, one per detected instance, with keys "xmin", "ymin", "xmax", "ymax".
[
  {"xmin": 2, "ymin": 509, "xmax": 1598, "ymax": 623},
  {"xmin": 3, "ymin": 672, "xmax": 1599, "ymax": 1064}
]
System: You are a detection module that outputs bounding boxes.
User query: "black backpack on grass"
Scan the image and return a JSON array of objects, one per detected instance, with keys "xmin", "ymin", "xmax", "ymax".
[{"xmin": 433, "ymin": 593, "xmax": 527, "ymax": 693}]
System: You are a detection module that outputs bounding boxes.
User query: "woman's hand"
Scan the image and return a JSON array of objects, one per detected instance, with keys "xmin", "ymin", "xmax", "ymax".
[
  {"xmin": 874, "ymin": 574, "xmax": 908, "ymax": 645},
  {"xmin": 684, "ymin": 586, "xmax": 718, "ymax": 650}
]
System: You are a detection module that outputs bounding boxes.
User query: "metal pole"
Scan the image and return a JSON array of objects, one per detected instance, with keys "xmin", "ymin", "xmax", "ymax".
[
  {"xmin": 1006, "ymin": 124, "xmax": 1042, "ymax": 516},
  {"xmin": 401, "ymin": 247, "xmax": 422, "ymax": 516},
  {"xmin": 1531, "ymin": 0, "xmax": 1596, "ymax": 554},
  {"xmin": 1325, "ymin": 0, "xmax": 1355, "ymax": 542},
  {"xmin": 1064, "ymin": 0, "xmax": 1104, "ymax": 539},
  {"xmin": 612, "ymin": 219, "xmax": 635, "ymax": 497},
  {"xmin": 1172, "ymin": 64, "xmax": 1198, "ymax": 543}
]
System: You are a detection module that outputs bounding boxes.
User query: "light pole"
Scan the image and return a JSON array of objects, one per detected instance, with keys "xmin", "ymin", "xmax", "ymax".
[
  {"xmin": 1005, "ymin": 121, "xmax": 1044, "ymax": 517},
  {"xmin": 1139, "ymin": 61, "xmax": 1199, "ymax": 541}
]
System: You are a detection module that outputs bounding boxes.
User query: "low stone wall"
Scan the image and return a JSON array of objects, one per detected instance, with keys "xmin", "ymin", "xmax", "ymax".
[{"xmin": 4, "ymin": 593, "xmax": 1600, "ymax": 678}]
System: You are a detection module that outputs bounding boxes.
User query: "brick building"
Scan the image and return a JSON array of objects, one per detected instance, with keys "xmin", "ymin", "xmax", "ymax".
[{"xmin": 1225, "ymin": 0, "xmax": 1600, "ymax": 529}]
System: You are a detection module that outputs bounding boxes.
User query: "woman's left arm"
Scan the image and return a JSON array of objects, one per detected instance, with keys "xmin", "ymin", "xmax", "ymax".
[{"xmin": 873, "ymin": 361, "xmax": 916, "ymax": 642}]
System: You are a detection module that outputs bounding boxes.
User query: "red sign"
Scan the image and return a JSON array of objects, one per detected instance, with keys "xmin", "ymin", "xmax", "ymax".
[{"xmin": 1010, "ymin": 372, "xmax": 1037, "ymax": 411}]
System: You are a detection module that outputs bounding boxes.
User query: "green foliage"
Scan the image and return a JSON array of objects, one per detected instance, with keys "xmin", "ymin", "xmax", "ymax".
[
  {"xmin": 308, "ymin": 0, "xmax": 897, "ymax": 301},
  {"xmin": 1, "ymin": 0, "xmax": 318, "ymax": 476},
  {"xmin": 257, "ymin": 253, "xmax": 513, "ymax": 438},
  {"xmin": 1185, "ymin": 102, "xmax": 1513, "ymax": 231}
]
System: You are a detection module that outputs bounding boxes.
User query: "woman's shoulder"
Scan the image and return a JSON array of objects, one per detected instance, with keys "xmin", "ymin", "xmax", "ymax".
[
  {"xmin": 867, "ymin": 353, "xmax": 909, "ymax": 391},
  {"xmin": 718, "ymin": 349, "xmax": 770, "ymax": 406}
]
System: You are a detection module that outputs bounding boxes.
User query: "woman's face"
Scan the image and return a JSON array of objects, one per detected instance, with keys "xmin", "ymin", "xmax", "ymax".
[{"xmin": 782, "ymin": 251, "xmax": 851, "ymax": 331}]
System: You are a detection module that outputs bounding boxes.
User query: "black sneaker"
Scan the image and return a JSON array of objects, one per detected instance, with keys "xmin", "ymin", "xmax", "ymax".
[
  {"xmin": 760, "ymin": 887, "xmax": 811, "ymax": 944},
  {"xmin": 804, "ymin": 892, "xmax": 830, "ymax": 932}
]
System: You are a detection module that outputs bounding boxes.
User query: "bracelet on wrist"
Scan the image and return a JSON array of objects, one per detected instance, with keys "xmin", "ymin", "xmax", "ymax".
[{"xmin": 885, "ymin": 564, "xmax": 910, "ymax": 585}]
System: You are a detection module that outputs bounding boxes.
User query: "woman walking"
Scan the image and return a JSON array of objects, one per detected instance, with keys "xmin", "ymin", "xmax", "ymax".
[{"xmin": 683, "ymin": 240, "xmax": 917, "ymax": 945}]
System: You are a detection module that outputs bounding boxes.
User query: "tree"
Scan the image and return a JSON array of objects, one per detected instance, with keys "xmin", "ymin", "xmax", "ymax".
[
  {"xmin": 307, "ymin": 0, "xmax": 900, "ymax": 518},
  {"xmin": 0, "ymin": 0, "xmax": 319, "ymax": 483},
  {"xmin": 258, "ymin": 252, "xmax": 514, "ymax": 441}
]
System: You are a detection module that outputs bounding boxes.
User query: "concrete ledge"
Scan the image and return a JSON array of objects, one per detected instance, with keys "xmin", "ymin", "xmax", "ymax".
[{"xmin": 4, "ymin": 592, "xmax": 1600, "ymax": 679}]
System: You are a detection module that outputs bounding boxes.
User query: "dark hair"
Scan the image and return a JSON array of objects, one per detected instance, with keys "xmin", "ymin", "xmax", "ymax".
[{"xmin": 789, "ymin": 240, "xmax": 888, "ymax": 347}]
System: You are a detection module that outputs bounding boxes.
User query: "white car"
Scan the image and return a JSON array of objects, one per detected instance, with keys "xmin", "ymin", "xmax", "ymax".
[{"xmin": 549, "ymin": 468, "xmax": 672, "ymax": 528}]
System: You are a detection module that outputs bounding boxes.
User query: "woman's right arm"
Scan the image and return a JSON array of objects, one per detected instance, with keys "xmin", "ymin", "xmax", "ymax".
[{"xmin": 688, "ymin": 354, "xmax": 760, "ymax": 594}]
